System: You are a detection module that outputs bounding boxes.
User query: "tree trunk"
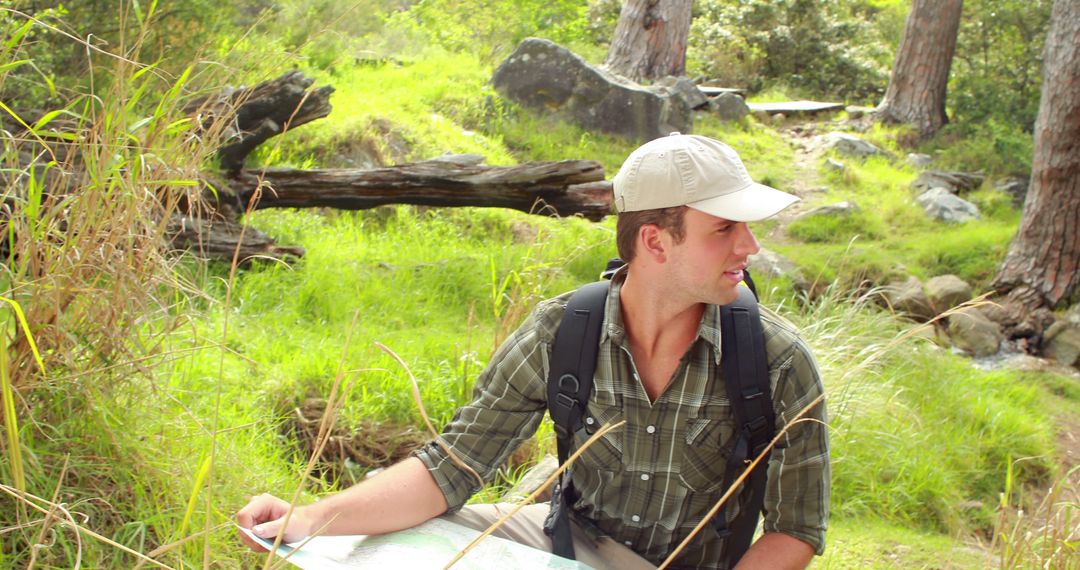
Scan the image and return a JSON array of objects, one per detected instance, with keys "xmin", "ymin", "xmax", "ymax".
[
  {"xmin": 604, "ymin": 0, "xmax": 692, "ymax": 83},
  {"xmin": 877, "ymin": 0, "xmax": 963, "ymax": 138},
  {"xmin": 991, "ymin": 0, "xmax": 1080, "ymax": 341}
]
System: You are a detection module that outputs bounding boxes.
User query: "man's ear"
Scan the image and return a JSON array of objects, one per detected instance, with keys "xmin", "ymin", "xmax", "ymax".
[{"xmin": 638, "ymin": 224, "xmax": 667, "ymax": 263}]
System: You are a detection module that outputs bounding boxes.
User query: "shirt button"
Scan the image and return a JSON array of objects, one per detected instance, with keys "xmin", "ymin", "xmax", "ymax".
[
  {"xmin": 646, "ymin": 425, "xmax": 656, "ymax": 434},
  {"xmin": 641, "ymin": 473, "xmax": 650, "ymax": 481},
  {"xmin": 631, "ymin": 515, "xmax": 641, "ymax": 523},
  {"xmin": 585, "ymin": 416, "xmax": 595, "ymax": 426}
]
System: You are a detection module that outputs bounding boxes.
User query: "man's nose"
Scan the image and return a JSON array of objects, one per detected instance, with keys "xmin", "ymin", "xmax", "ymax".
[{"xmin": 735, "ymin": 223, "xmax": 761, "ymax": 256}]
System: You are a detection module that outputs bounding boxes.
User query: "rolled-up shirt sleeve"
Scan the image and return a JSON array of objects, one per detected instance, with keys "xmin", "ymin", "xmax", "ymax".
[
  {"xmin": 412, "ymin": 300, "xmax": 559, "ymax": 511},
  {"xmin": 761, "ymin": 325, "xmax": 830, "ymax": 555}
]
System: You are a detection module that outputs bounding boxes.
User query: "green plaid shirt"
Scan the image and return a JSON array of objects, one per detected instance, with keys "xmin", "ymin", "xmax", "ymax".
[{"xmin": 415, "ymin": 272, "xmax": 829, "ymax": 569}]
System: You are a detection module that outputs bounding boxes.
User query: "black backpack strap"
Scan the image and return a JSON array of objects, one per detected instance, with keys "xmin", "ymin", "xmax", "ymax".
[
  {"xmin": 543, "ymin": 280, "xmax": 609, "ymax": 560},
  {"xmin": 714, "ymin": 285, "xmax": 775, "ymax": 567}
]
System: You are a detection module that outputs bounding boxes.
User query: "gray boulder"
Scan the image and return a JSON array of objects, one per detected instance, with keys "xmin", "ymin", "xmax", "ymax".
[
  {"xmin": 906, "ymin": 153, "xmax": 933, "ymax": 169},
  {"xmin": 881, "ymin": 277, "xmax": 936, "ymax": 321},
  {"xmin": 925, "ymin": 275, "xmax": 973, "ymax": 313},
  {"xmin": 948, "ymin": 307, "xmax": 1004, "ymax": 357},
  {"xmin": 795, "ymin": 201, "xmax": 859, "ymax": 222},
  {"xmin": 916, "ymin": 187, "xmax": 981, "ymax": 223},
  {"xmin": 1044, "ymin": 321, "xmax": 1080, "ymax": 367},
  {"xmin": 845, "ymin": 105, "xmax": 875, "ymax": 119},
  {"xmin": 911, "ymin": 171, "xmax": 984, "ymax": 195},
  {"xmin": 824, "ymin": 132, "xmax": 888, "ymax": 159},
  {"xmin": 710, "ymin": 92, "xmax": 750, "ymax": 122},
  {"xmin": 656, "ymin": 76, "xmax": 709, "ymax": 110},
  {"xmin": 824, "ymin": 158, "xmax": 846, "ymax": 173},
  {"xmin": 748, "ymin": 248, "xmax": 810, "ymax": 293},
  {"xmin": 492, "ymin": 38, "xmax": 691, "ymax": 140},
  {"xmin": 994, "ymin": 175, "xmax": 1029, "ymax": 207}
]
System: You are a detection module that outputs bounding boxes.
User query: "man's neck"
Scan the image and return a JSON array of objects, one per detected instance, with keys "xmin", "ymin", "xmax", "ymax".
[{"xmin": 618, "ymin": 269, "xmax": 704, "ymax": 400}]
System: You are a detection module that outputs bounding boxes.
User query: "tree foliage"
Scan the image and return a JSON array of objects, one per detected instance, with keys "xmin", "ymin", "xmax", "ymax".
[
  {"xmin": 950, "ymin": 0, "xmax": 1053, "ymax": 130},
  {"xmin": 687, "ymin": 0, "xmax": 901, "ymax": 100}
]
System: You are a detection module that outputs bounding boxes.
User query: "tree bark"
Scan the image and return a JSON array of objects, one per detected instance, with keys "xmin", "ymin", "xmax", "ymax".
[
  {"xmin": 604, "ymin": 0, "xmax": 692, "ymax": 83},
  {"xmin": 991, "ymin": 0, "xmax": 1080, "ymax": 340},
  {"xmin": 225, "ymin": 157, "xmax": 612, "ymax": 221},
  {"xmin": 877, "ymin": 0, "xmax": 963, "ymax": 138}
]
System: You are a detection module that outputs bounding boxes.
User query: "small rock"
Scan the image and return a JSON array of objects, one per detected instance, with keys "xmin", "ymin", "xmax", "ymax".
[
  {"xmin": 710, "ymin": 92, "xmax": 750, "ymax": 121},
  {"xmin": 656, "ymin": 76, "xmax": 709, "ymax": 110},
  {"xmin": 881, "ymin": 277, "xmax": 936, "ymax": 322},
  {"xmin": 906, "ymin": 153, "xmax": 933, "ymax": 169},
  {"xmin": 916, "ymin": 187, "xmax": 981, "ymax": 223},
  {"xmin": 795, "ymin": 201, "xmax": 859, "ymax": 222},
  {"xmin": 501, "ymin": 454, "xmax": 558, "ymax": 503},
  {"xmin": 994, "ymin": 175, "xmax": 1029, "ymax": 208},
  {"xmin": 823, "ymin": 132, "xmax": 888, "ymax": 159},
  {"xmin": 824, "ymin": 158, "xmax": 846, "ymax": 173},
  {"xmin": 510, "ymin": 220, "xmax": 539, "ymax": 244},
  {"xmin": 911, "ymin": 171, "xmax": 984, "ymax": 195},
  {"xmin": 948, "ymin": 307, "xmax": 1004, "ymax": 357},
  {"xmin": 748, "ymin": 248, "xmax": 810, "ymax": 293},
  {"xmin": 925, "ymin": 275, "xmax": 974, "ymax": 313},
  {"xmin": 1044, "ymin": 322, "xmax": 1080, "ymax": 367},
  {"xmin": 845, "ymin": 105, "xmax": 874, "ymax": 119},
  {"xmin": 772, "ymin": 113, "xmax": 787, "ymax": 123},
  {"xmin": 976, "ymin": 302, "xmax": 1010, "ymax": 326}
]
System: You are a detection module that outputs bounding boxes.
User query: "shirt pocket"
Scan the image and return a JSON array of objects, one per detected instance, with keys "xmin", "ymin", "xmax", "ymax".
[
  {"xmin": 568, "ymin": 400, "xmax": 624, "ymax": 498},
  {"xmin": 678, "ymin": 406, "xmax": 737, "ymax": 494}
]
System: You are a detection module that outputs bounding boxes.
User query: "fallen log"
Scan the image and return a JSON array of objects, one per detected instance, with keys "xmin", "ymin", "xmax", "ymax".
[{"xmin": 226, "ymin": 156, "xmax": 613, "ymax": 221}]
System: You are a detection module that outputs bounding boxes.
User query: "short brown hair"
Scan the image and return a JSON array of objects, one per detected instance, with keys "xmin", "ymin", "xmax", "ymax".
[{"xmin": 615, "ymin": 206, "xmax": 688, "ymax": 261}]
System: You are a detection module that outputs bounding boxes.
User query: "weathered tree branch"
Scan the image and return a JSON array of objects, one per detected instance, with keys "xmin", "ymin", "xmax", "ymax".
[
  {"xmin": 184, "ymin": 71, "xmax": 335, "ymax": 172},
  {"xmin": 225, "ymin": 157, "xmax": 612, "ymax": 221}
]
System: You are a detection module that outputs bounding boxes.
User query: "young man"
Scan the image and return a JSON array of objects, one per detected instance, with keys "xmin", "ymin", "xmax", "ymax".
[{"xmin": 238, "ymin": 134, "xmax": 829, "ymax": 569}]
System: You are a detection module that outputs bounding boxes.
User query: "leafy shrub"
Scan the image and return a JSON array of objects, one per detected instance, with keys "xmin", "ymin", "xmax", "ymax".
[
  {"xmin": 950, "ymin": 0, "xmax": 1052, "ymax": 130},
  {"xmin": 688, "ymin": 0, "xmax": 899, "ymax": 101}
]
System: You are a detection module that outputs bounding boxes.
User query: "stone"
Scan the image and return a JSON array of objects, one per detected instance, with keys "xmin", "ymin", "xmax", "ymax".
[
  {"xmin": 845, "ymin": 105, "xmax": 875, "ymax": 119},
  {"xmin": 976, "ymin": 302, "xmax": 1010, "ymax": 326},
  {"xmin": 1064, "ymin": 304, "xmax": 1080, "ymax": 327},
  {"xmin": 823, "ymin": 132, "xmax": 888, "ymax": 159},
  {"xmin": 925, "ymin": 274, "xmax": 974, "ymax": 313},
  {"xmin": 492, "ymin": 38, "xmax": 691, "ymax": 141},
  {"xmin": 1043, "ymin": 322, "xmax": 1080, "ymax": 367},
  {"xmin": 748, "ymin": 248, "xmax": 811, "ymax": 293},
  {"xmin": 501, "ymin": 454, "xmax": 558, "ymax": 503},
  {"xmin": 710, "ymin": 92, "xmax": 750, "ymax": 122},
  {"xmin": 916, "ymin": 187, "xmax": 981, "ymax": 223},
  {"xmin": 509, "ymin": 220, "xmax": 539, "ymax": 244},
  {"xmin": 656, "ymin": 76, "xmax": 709, "ymax": 110},
  {"xmin": 911, "ymin": 171, "xmax": 984, "ymax": 195},
  {"xmin": 881, "ymin": 276, "xmax": 936, "ymax": 321},
  {"xmin": 948, "ymin": 307, "xmax": 1004, "ymax": 357},
  {"xmin": 994, "ymin": 175, "xmax": 1029, "ymax": 207},
  {"xmin": 795, "ymin": 201, "xmax": 859, "ymax": 222},
  {"xmin": 906, "ymin": 153, "xmax": 933, "ymax": 169},
  {"xmin": 824, "ymin": 158, "xmax": 846, "ymax": 173}
]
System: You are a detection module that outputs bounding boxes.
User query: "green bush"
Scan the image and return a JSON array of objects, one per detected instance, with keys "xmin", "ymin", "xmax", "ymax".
[{"xmin": 688, "ymin": 0, "xmax": 900, "ymax": 101}]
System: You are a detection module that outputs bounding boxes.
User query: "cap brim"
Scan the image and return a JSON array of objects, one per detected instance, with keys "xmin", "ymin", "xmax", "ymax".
[{"xmin": 686, "ymin": 183, "xmax": 799, "ymax": 222}]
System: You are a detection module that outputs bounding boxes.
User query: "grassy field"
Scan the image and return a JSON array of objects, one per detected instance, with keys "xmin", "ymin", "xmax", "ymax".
[{"xmin": 1, "ymin": 2, "xmax": 1077, "ymax": 568}]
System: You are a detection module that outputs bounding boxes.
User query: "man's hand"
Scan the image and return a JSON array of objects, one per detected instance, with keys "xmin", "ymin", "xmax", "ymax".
[{"xmin": 236, "ymin": 493, "xmax": 316, "ymax": 551}]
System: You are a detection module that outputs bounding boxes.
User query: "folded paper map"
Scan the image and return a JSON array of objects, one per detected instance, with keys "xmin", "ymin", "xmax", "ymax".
[{"xmin": 240, "ymin": 517, "xmax": 594, "ymax": 570}]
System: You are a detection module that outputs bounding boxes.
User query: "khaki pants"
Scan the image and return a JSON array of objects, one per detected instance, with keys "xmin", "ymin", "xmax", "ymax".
[{"xmin": 442, "ymin": 503, "xmax": 656, "ymax": 570}]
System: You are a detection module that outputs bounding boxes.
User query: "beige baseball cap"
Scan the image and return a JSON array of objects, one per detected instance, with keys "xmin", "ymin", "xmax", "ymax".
[{"xmin": 612, "ymin": 133, "xmax": 798, "ymax": 221}]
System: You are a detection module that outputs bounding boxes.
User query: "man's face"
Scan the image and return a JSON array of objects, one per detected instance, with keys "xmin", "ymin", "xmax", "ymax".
[{"xmin": 663, "ymin": 208, "xmax": 761, "ymax": 306}]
